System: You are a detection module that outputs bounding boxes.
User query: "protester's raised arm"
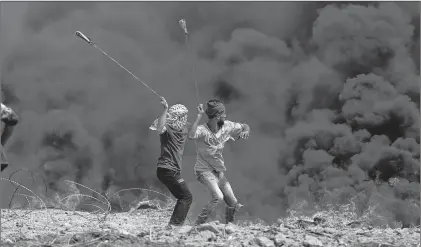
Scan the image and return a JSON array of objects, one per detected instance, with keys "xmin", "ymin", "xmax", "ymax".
[
  {"xmin": 188, "ymin": 104, "xmax": 204, "ymax": 139},
  {"xmin": 156, "ymin": 97, "xmax": 169, "ymax": 133}
]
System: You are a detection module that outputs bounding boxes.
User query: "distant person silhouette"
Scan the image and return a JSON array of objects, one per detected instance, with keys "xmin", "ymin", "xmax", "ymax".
[{"xmin": 1, "ymin": 103, "xmax": 19, "ymax": 172}]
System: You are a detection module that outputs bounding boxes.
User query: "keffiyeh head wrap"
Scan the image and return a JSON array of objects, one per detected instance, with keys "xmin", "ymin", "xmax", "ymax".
[{"xmin": 150, "ymin": 104, "xmax": 188, "ymax": 131}]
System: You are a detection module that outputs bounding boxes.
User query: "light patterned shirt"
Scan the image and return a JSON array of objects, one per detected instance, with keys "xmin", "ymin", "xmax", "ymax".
[{"xmin": 191, "ymin": 120, "xmax": 244, "ymax": 172}]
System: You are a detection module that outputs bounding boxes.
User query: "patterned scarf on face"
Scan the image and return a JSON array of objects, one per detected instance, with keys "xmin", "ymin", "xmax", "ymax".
[{"xmin": 150, "ymin": 104, "xmax": 188, "ymax": 131}]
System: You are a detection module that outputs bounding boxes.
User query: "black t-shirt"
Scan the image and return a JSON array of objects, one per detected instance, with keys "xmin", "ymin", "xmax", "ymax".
[{"xmin": 157, "ymin": 125, "xmax": 188, "ymax": 172}]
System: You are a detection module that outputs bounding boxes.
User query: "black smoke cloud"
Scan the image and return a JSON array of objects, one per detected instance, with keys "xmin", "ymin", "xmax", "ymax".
[{"xmin": 0, "ymin": 2, "xmax": 419, "ymax": 225}]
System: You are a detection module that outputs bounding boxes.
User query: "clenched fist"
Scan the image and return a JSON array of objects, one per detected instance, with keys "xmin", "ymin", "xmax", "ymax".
[{"xmin": 160, "ymin": 97, "xmax": 168, "ymax": 110}]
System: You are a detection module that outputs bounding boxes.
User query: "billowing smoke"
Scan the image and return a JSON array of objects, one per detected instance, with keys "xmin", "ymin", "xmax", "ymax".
[
  {"xmin": 278, "ymin": 2, "xmax": 420, "ymax": 226},
  {"xmin": 0, "ymin": 2, "xmax": 419, "ymax": 225}
]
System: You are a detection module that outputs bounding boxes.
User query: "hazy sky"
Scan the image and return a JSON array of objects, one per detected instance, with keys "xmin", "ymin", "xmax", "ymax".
[{"xmin": 1, "ymin": 2, "xmax": 27, "ymax": 65}]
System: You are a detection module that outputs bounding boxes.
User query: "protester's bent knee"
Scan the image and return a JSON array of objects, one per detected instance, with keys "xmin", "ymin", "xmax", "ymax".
[
  {"xmin": 181, "ymin": 192, "xmax": 193, "ymax": 204},
  {"xmin": 211, "ymin": 192, "xmax": 224, "ymax": 203}
]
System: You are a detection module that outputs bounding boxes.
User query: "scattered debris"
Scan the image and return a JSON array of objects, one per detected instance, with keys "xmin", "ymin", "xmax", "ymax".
[
  {"xmin": 198, "ymin": 230, "xmax": 217, "ymax": 242},
  {"xmin": 129, "ymin": 199, "xmax": 162, "ymax": 213},
  {"xmin": 196, "ymin": 222, "xmax": 221, "ymax": 234},
  {"xmin": 0, "ymin": 208, "xmax": 419, "ymax": 247},
  {"xmin": 297, "ymin": 219, "xmax": 317, "ymax": 228},
  {"xmin": 303, "ymin": 235, "xmax": 323, "ymax": 247},
  {"xmin": 254, "ymin": 236, "xmax": 275, "ymax": 247},
  {"xmin": 224, "ymin": 223, "xmax": 237, "ymax": 235}
]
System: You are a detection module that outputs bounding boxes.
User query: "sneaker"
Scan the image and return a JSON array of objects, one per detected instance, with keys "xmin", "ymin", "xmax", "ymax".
[
  {"xmin": 235, "ymin": 203, "xmax": 244, "ymax": 212},
  {"xmin": 178, "ymin": 225, "xmax": 193, "ymax": 234},
  {"xmin": 165, "ymin": 224, "xmax": 192, "ymax": 233}
]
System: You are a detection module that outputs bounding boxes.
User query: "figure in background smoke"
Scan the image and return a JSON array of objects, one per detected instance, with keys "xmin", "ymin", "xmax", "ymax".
[
  {"xmin": 189, "ymin": 99, "xmax": 251, "ymax": 225},
  {"xmin": 149, "ymin": 97, "xmax": 192, "ymax": 228},
  {"xmin": 1, "ymin": 103, "xmax": 19, "ymax": 172}
]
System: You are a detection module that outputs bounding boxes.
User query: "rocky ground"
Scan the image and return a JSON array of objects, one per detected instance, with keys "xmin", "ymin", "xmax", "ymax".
[{"xmin": 1, "ymin": 204, "xmax": 420, "ymax": 247}]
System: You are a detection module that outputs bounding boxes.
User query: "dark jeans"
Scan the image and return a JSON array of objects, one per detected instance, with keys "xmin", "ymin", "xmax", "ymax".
[{"xmin": 157, "ymin": 167, "xmax": 192, "ymax": 226}]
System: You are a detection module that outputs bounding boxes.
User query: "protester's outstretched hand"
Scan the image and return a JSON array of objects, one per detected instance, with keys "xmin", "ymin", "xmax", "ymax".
[
  {"xmin": 239, "ymin": 131, "xmax": 250, "ymax": 139},
  {"xmin": 160, "ymin": 97, "xmax": 168, "ymax": 110}
]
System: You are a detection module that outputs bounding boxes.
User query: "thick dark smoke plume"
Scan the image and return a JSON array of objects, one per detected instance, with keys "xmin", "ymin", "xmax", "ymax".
[{"xmin": 1, "ymin": 2, "xmax": 419, "ymax": 225}]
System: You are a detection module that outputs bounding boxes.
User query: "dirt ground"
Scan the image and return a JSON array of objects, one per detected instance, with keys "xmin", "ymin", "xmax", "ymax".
[{"xmin": 1, "ymin": 207, "xmax": 420, "ymax": 247}]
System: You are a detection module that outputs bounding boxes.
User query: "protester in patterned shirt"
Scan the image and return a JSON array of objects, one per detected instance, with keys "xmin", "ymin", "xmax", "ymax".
[
  {"xmin": 149, "ymin": 97, "xmax": 192, "ymax": 228},
  {"xmin": 1, "ymin": 103, "xmax": 19, "ymax": 172},
  {"xmin": 189, "ymin": 99, "xmax": 251, "ymax": 225}
]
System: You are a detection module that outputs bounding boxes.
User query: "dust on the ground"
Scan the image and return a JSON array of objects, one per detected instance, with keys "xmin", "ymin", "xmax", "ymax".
[{"xmin": 1, "ymin": 207, "xmax": 419, "ymax": 247}]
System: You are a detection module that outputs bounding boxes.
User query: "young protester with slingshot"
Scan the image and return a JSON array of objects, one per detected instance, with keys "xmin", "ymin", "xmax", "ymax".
[
  {"xmin": 149, "ymin": 97, "xmax": 193, "ymax": 229},
  {"xmin": 189, "ymin": 99, "xmax": 251, "ymax": 225},
  {"xmin": 76, "ymin": 30, "xmax": 195, "ymax": 228}
]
